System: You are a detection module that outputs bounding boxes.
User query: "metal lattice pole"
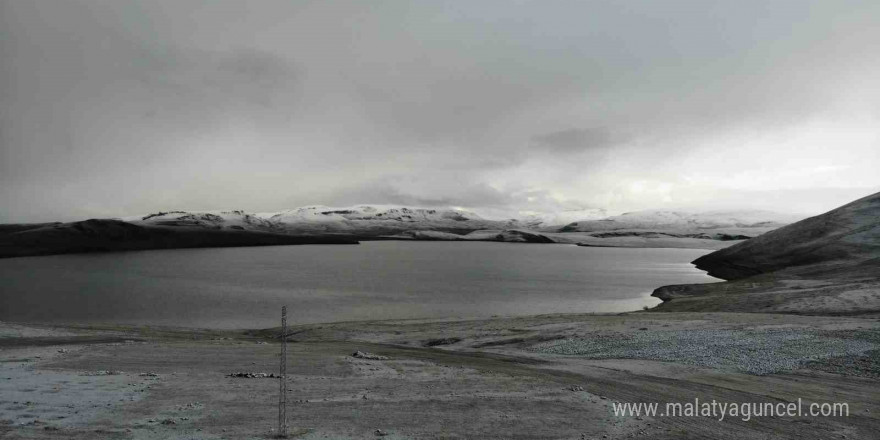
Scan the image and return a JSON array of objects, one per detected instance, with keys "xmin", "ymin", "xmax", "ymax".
[{"xmin": 278, "ymin": 306, "xmax": 288, "ymax": 437}]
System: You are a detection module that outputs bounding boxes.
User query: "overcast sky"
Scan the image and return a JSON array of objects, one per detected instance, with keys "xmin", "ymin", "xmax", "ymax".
[{"xmin": 2, "ymin": 0, "xmax": 879, "ymax": 222}]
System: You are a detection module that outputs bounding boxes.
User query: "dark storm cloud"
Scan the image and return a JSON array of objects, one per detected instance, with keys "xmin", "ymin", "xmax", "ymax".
[{"xmin": 1, "ymin": 0, "xmax": 879, "ymax": 222}]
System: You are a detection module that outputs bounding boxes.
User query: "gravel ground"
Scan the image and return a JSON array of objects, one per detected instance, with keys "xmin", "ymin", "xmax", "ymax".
[
  {"xmin": 805, "ymin": 330, "xmax": 880, "ymax": 378},
  {"xmin": 806, "ymin": 349, "xmax": 880, "ymax": 378},
  {"xmin": 531, "ymin": 328, "xmax": 879, "ymax": 375}
]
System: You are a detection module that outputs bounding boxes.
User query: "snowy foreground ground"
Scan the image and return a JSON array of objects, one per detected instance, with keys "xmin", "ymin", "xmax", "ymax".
[{"xmin": 2, "ymin": 312, "xmax": 878, "ymax": 439}]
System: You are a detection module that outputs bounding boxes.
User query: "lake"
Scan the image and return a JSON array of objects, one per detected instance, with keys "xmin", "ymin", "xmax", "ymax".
[{"xmin": 0, "ymin": 241, "xmax": 720, "ymax": 329}]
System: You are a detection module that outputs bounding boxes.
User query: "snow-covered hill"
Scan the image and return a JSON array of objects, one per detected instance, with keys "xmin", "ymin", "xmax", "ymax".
[
  {"xmin": 127, "ymin": 205, "xmax": 801, "ymax": 241},
  {"xmin": 653, "ymin": 191, "xmax": 880, "ymax": 315},
  {"xmin": 264, "ymin": 205, "xmax": 485, "ymax": 224},
  {"xmin": 132, "ymin": 205, "xmax": 510, "ymax": 236},
  {"xmin": 506, "ymin": 208, "xmax": 608, "ymax": 230},
  {"xmin": 264, "ymin": 205, "xmax": 507, "ymax": 235},
  {"xmin": 559, "ymin": 209, "xmax": 803, "ymax": 233},
  {"xmin": 133, "ymin": 210, "xmax": 278, "ymax": 231},
  {"xmin": 692, "ymin": 191, "xmax": 880, "ymax": 280},
  {"xmin": 3, "ymin": 204, "xmax": 803, "ymax": 258},
  {"xmin": 129, "ymin": 205, "xmax": 610, "ymax": 233}
]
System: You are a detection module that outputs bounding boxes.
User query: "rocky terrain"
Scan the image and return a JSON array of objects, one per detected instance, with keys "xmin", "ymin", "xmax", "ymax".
[{"xmin": 652, "ymin": 191, "xmax": 880, "ymax": 315}]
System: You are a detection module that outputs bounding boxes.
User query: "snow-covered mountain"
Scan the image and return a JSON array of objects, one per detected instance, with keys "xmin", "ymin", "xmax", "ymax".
[
  {"xmin": 3, "ymin": 204, "xmax": 804, "ymax": 258},
  {"xmin": 506, "ymin": 208, "xmax": 608, "ymax": 230},
  {"xmin": 559, "ymin": 209, "xmax": 803, "ymax": 233},
  {"xmin": 130, "ymin": 205, "xmax": 609, "ymax": 232},
  {"xmin": 127, "ymin": 205, "xmax": 801, "ymax": 240},
  {"xmin": 131, "ymin": 205, "xmax": 510, "ymax": 236},
  {"xmin": 134, "ymin": 210, "xmax": 278, "ymax": 230},
  {"xmin": 263, "ymin": 205, "xmax": 484, "ymax": 224},
  {"xmin": 264, "ymin": 205, "xmax": 508, "ymax": 235}
]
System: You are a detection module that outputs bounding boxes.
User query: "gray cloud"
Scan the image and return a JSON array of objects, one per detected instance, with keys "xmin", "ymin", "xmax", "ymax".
[
  {"xmin": 531, "ymin": 128, "xmax": 616, "ymax": 154},
  {"xmin": 327, "ymin": 176, "xmax": 598, "ymax": 219},
  {"xmin": 2, "ymin": 0, "xmax": 879, "ymax": 222},
  {"xmin": 332, "ymin": 179, "xmax": 516, "ymax": 209}
]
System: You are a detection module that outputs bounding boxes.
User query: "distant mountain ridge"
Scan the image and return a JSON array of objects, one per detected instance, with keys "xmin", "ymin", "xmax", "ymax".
[
  {"xmin": 130, "ymin": 205, "xmax": 508, "ymax": 236},
  {"xmin": 129, "ymin": 204, "xmax": 798, "ymax": 236},
  {"xmin": 122, "ymin": 204, "xmax": 805, "ymax": 247},
  {"xmin": 1, "ymin": 204, "xmax": 802, "ymax": 258},
  {"xmin": 559, "ymin": 209, "xmax": 802, "ymax": 233}
]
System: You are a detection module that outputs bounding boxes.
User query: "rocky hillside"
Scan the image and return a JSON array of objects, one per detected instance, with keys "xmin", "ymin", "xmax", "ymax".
[
  {"xmin": 692, "ymin": 192, "xmax": 880, "ymax": 280},
  {"xmin": 652, "ymin": 191, "xmax": 880, "ymax": 315}
]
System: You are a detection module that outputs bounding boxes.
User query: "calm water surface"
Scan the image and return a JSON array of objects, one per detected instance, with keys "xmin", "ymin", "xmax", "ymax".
[{"xmin": 0, "ymin": 241, "xmax": 720, "ymax": 329}]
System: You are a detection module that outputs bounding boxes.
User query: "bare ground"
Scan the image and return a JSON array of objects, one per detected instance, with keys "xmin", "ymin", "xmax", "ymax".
[{"xmin": 1, "ymin": 312, "xmax": 879, "ymax": 439}]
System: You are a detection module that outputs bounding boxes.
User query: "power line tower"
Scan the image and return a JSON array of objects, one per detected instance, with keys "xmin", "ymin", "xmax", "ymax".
[{"xmin": 277, "ymin": 305, "xmax": 288, "ymax": 438}]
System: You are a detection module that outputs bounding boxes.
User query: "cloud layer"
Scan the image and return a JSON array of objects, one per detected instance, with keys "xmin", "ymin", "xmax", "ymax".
[{"xmin": 2, "ymin": 0, "xmax": 879, "ymax": 222}]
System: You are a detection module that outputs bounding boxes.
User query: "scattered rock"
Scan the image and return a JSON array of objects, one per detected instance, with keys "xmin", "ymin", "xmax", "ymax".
[
  {"xmin": 226, "ymin": 372, "xmax": 278, "ymax": 378},
  {"xmin": 160, "ymin": 418, "xmax": 176, "ymax": 425},
  {"xmin": 375, "ymin": 429, "xmax": 388, "ymax": 436},
  {"xmin": 81, "ymin": 370, "xmax": 121, "ymax": 376},
  {"xmin": 569, "ymin": 385, "xmax": 585, "ymax": 391},
  {"xmin": 423, "ymin": 337, "xmax": 462, "ymax": 347},
  {"xmin": 352, "ymin": 351, "xmax": 389, "ymax": 360},
  {"xmin": 176, "ymin": 402, "xmax": 204, "ymax": 410}
]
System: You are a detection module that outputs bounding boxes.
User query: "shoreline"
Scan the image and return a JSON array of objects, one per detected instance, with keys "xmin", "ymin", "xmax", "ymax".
[
  {"xmin": 1, "ymin": 217, "xmax": 744, "ymax": 259},
  {"xmin": 0, "ymin": 287, "xmax": 668, "ymax": 333}
]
